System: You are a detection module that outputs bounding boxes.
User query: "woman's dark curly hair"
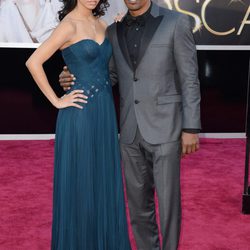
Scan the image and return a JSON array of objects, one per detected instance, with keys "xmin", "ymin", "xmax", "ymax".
[{"xmin": 58, "ymin": 0, "xmax": 110, "ymax": 21}]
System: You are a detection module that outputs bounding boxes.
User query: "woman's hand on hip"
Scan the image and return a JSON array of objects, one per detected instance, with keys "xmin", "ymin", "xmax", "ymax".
[{"xmin": 55, "ymin": 90, "xmax": 88, "ymax": 109}]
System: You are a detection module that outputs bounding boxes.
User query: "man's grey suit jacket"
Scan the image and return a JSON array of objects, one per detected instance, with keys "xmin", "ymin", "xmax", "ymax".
[{"xmin": 107, "ymin": 2, "xmax": 201, "ymax": 145}]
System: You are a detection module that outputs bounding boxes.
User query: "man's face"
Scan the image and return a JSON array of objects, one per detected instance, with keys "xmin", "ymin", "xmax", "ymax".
[{"xmin": 123, "ymin": 0, "xmax": 150, "ymax": 12}]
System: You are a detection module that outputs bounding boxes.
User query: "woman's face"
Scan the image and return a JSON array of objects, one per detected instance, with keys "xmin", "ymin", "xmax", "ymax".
[{"xmin": 77, "ymin": 0, "xmax": 101, "ymax": 10}]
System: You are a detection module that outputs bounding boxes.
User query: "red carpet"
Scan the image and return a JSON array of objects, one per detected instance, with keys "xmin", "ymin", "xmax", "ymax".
[{"xmin": 0, "ymin": 139, "xmax": 250, "ymax": 250}]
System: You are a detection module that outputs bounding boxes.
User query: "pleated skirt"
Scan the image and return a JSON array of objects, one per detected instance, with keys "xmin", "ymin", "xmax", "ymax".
[{"xmin": 51, "ymin": 88, "xmax": 131, "ymax": 250}]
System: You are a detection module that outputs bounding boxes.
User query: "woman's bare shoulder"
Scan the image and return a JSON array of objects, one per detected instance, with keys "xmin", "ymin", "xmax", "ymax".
[
  {"xmin": 59, "ymin": 17, "xmax": 77, "ymax": 33},
  {"xmin": 48, "ymin": 18, "xmax": 77, "ymax": 50},
  {"xmin": 99, "ymin": 18, "xmax": 108, "ymax": 29}
]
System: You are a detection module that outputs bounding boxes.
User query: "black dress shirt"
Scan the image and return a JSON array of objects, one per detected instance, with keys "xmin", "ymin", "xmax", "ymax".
[
  {"xmin": 123, "ymin": 5, "xmax": 200, "ymax": 134},
  {"xmin": 124, "ymin": 4, "xmax": 152, "ymax": 70}
]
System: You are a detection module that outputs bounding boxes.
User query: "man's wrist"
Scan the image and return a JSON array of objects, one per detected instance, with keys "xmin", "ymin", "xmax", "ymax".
[{"xmin": 182, "ymin": 129, "xmax": 200, "ymax": 134}]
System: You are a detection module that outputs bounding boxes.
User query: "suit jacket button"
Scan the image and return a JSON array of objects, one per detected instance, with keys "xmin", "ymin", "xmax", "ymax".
[
  {"xmin": 134, "ymin": 100, "xmax": 140, "ymax": 104},
  {"xmin": 134, "ymin": 77, "xmax": 138, "ymax": 81}
]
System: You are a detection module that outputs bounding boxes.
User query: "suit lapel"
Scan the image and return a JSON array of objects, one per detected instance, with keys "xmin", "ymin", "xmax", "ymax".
[
  {"xmin": 116, "ymin": 21, "xmax": 133, "ymax": 70},
  {"xmin": 136, "ymin": 15, "xmax": 163, "ymax": 67},
  {"xmin": 116, "ymin": 2, "xmax": 164, "ymax": 71}
]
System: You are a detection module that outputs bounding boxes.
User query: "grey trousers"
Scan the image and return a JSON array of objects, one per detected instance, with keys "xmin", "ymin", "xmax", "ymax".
[{"xmin": 120, "ymin": 128, "xmax": 181, "ymax": 250}]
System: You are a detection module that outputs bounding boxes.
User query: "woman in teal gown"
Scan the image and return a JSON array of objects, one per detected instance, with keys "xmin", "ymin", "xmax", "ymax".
[{"xmin": 26, "ymin": 0, "xmax": 131, "ymax": 249}]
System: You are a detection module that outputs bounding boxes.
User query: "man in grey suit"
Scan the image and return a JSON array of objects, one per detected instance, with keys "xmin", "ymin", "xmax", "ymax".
[{"xmin": 60, "ymin": 0, "xmax": 201, "ymax": 249}]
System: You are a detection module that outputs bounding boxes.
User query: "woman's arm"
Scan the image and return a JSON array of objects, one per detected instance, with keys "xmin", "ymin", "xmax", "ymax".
[{"xmin": 26, "ymin": 21, "xmax": 87, "ymax": 109}]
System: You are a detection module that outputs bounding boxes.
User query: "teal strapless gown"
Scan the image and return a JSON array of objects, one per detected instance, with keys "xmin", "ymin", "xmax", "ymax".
[{"xmin": 51, "ymin": 38, "xmax": 131, "ymax": 250}]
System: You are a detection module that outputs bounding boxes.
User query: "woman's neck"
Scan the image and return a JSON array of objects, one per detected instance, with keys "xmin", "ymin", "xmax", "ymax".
[{"xmin": 72, "ymin": 4, "xmax": 95, "ymax": 20}]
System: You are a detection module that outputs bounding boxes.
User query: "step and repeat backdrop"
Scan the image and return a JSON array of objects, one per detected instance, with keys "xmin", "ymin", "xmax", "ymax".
[
  {"xmin": 0, "ymin": 0, "xmax": 126, "ymax": 44},
  {"xmin": 0, "ymin": 0, "xmax": 249, "ymax": 134},
  {"xmin": 0, "ymin": 0, "xmax": 249, "ymax": 45},
  {"xmin": 158, "ymin": 0, "xmax": 250, "ymax": 45}
]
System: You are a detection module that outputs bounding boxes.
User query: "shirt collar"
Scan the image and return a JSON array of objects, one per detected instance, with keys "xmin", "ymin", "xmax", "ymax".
[{"xmin": 125, "ymin": 2, "xmax": 152, "ymax": 26}]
